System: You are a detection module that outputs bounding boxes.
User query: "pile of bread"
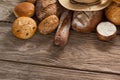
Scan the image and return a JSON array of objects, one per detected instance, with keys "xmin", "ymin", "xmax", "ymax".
[{"xmin": 12, "ymin": 0, "xmax": 120, "ymax": 46}]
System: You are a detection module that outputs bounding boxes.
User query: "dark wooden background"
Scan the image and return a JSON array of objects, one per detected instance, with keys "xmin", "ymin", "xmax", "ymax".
[{"xmin": 0, "ymin": 0, "xmax": 120, "ymax": 80}]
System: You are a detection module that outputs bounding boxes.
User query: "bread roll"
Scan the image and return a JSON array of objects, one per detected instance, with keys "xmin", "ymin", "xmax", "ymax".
[
  {"xmin": 14, "ymin": 2, "xmax": 35, "ymax": 17},
  {"xmin": 72, "ymin": 11, "xmax": 102, "ymax": 33},
  {"xmin": 105, "ymin": 1, "xmax": 120, "ymax": 25},
  {"xmin": 38, "ymin": 15, "xmax": 59, "ymax": 35},
  {"xmin": 55, "ymin": 10, "xmax": 72, "ymax": 46},
  {"xmin": 36, "ymin": 0, "xmax": 59, "ymax": 21},
  {"xmin": 12, "ymin": 17, "xmax": 37, "ymax": 39}
]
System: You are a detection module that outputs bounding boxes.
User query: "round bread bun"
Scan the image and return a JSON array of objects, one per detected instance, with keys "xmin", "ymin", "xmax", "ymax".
[
  {"xmin": 14, "ymin": 2, "xmax": 35, "ymax": 17},
  {"xmin": 105, "ymin": 2, "xmax": 120, "ymax": 25},
  {"xmin": 12, "ymin": 17, "xmax": 37, "ymax": 39},
  {"xmin": 72, "ymin": 11, "xmax": 102, "ymax": 33},
  {"xmin": 38, "ymin": 15, "xmax": 59, "ymax": 35}
]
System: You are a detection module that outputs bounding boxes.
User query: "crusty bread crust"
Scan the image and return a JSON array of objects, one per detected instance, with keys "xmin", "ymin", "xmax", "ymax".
[
  {"xmin": 14, "ymin": 2, "xmax": 35, "ymax": 17},
  {"xmin": 36, "ymin": 0, "xmax": 59, "ymax": 21},
  {"xmin": 12, "ymin": 17, "xmax": 37, "ymax": 39},
  {"xmin": 55, "ymin": 10, "xmax": 72, "ymax": 46},
  {"xmin": 38, "ymin": 15, "xmax": 59, "ymax": 35},
  {"xmin": 72, "ymin": 11, "xmax": 102, "ymax": 33}
]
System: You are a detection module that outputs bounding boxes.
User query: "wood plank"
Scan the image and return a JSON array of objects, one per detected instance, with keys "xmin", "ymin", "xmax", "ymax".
[
  {"xmin": 0, "ymin": 60, "xmax": 120, "ymax": 80},
  {"xmin": 0, "ymin": 0, "xmax": 25, "ymax": 22},
  {"xmin": 1, "ymin": 0, "xmax": 120, "ymax": 75},
  {"xmin": 0, "ymin": 22, "xmax": 120, "ymax": 74}
]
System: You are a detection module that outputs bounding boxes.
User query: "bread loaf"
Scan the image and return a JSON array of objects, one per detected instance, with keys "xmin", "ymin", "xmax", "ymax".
[
  {"xmin": 105, "ymin": 1, "xmax": 120, "ymax": 25},
  {"xmin": 12, "ymin": 17, "xmax": 37, "ymax": 39},
  {"xmin": 38, "ymin": 15, "xmax": 59, "ymax": 35},
  {"xmin": 36, "ymin": 0, "xmax": 59, "ymax": 21},
  {"xmin": 72, "ymin": 11, "xmax": 102, "ymax": 33},
  {"xmin": 54, "ymin": 10, "xmax": 72, "ymax": 46},
  {"xmin": 14, "ymin": 2, "xmax": 35, "ymax": 18}
]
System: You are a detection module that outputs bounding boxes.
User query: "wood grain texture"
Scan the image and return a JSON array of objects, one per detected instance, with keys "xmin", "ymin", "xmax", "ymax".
[
  {"xmin": 0, "ymin": 0, "xmax": 120, "ymax": 78},
  {"xmin": 0, "ymin": 0, "xmax": 25, "ymax": 22},
  {"xmin": 0, "ymin": 60, "xmax": 120, "ymax": 80},
  {"xmin": 0, "ymin": 22, "xmax": 120, "ymax": 75}
]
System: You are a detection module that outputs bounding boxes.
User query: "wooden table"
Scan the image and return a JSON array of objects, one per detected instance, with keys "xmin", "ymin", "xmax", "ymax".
[{"xmin": 0, "ymin": 0, "xmax": 120, "ymax": 80}]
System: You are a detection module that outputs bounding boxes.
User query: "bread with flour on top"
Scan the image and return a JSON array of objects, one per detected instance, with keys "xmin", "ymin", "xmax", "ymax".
[{"xmin": 72, "ymin": 11, "xmax": 102, "ymax": 33}]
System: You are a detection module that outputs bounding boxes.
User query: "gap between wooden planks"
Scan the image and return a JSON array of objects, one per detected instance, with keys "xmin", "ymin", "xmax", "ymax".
[
  {"xmin": 0, "ymin": 60, "xmax": 120, "ymax": 80},
  {"xmin": 0, "ymin": 0, "xmax": 120, "ymax": 78},
  {"xmin": 0, "ymin": 22, "xmax": 120, "ymax": 75}
]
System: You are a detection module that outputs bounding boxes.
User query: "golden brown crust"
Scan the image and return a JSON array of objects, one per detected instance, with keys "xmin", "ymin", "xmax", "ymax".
[
  {"xmin": 14, "ymin": 2, "xmax": 35, "ymax": 17},
  {"xmin": 12, "ymin": 17, "xmax": 37, "ymax": 39},
  {"xmin": 72, "ymin": 11, "xmax": 102, "ymax": 33},
  {"xmin": 105, "ymin": 2, "xmax": 120, "ymax": 25},
  {"xmin": 38, "ymin": 15, "xmax": 59, "ymax": 35},
  {"xmin": 54, "ymin": 10, "xmax": 72, "ymax": 46},
  {"xmin": 36, "ymin": 0, "xmax": 59, "ymax": 21}
]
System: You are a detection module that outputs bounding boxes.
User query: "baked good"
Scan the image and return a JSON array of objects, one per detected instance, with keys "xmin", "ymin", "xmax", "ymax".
[
  {"xmin": 105, "ymin": 1, "xmax": 120, "ymax": 25},
  {"xmin": 72, "ymin": 11, "xmax": 102, "ymax": 33},
  {"xmin": 12, "ymin": 17, "xmax": 37, "ymax": 39},
  {"xmin": 97, "ymin": 22, "xmax": 117, "ymax": 41},
  {"xmin": 36, "ymin": 0, "xmax": 59, "ymax": 21},
  {"xmin": 38, "ymin": 15, "xmax": 59, "ymax": 35},
  {"xmin": 54, "ymin": 10, "xmax": 72, "ymax": 46},
  {"xmin": 14, "ymin": 2, "xmax": 35, "ymax": 17}
]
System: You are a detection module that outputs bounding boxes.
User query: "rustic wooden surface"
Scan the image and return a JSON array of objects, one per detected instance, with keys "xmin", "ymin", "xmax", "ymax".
[
  {"xmin": 0, "ymin": 60, "xmax": 120, "ymax": 80},
  {"xmin": 0, "ymin": 0, "xmax": 120, "ymax": 80}
]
